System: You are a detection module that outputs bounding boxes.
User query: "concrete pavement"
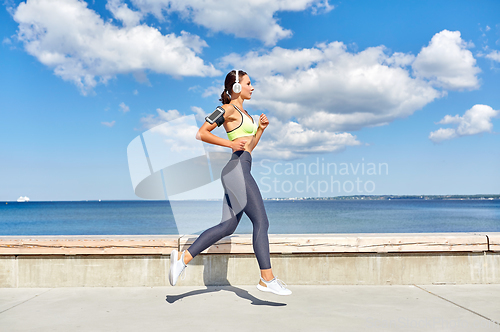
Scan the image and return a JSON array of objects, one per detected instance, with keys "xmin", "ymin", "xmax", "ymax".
[{"xmin": 1, "ymin": 284, "xmax": 500, "ymax": 331}]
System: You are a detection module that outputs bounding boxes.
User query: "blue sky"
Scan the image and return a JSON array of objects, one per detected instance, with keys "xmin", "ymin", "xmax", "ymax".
[{"xmin": 1, "ymin": 0, "xmax": 499, "ymax": 201}]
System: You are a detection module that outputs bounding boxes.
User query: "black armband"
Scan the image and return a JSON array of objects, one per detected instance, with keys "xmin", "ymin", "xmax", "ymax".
[{"xmin": 205, "ymin": 106, "xmax": 225, "ymax": 127}]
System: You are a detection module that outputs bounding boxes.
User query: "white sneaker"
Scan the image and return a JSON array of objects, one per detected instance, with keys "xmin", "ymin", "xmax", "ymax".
[
  {"xmin": 256, "ymin": 276, "xmax": 292, "ymax": 295},
  {"xmin": 169, "ymin": 249, "xmax": 187, "ymax": 286}
]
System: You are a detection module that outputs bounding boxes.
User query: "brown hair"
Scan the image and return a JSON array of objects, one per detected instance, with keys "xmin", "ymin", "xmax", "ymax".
[{"xmin": 219, "ymin": 70, "xmax": 247, "ymax": 104}]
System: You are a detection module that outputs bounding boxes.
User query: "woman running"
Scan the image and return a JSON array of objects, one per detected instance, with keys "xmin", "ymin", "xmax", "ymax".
[{"xmin": 169, "ymin": 70, "xmax": 291, "ymax": 296}]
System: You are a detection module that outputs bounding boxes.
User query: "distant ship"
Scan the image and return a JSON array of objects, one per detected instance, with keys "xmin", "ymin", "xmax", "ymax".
[{"xmin": 17, "ymin": 196, "xmax": 30, "ymax": 202}]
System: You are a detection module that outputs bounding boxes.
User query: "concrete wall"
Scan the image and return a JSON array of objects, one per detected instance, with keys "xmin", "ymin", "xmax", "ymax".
[{"xmin": 1, "ymin": 233, "xmax": 499, "ymax": 287}]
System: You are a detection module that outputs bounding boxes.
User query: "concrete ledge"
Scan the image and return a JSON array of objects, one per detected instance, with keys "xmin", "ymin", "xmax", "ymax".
[
  {"xmin": 180, "ymin": 233, "xmax": 489, "ymax": 254},
  {"xmin": 487, "ymin": 233, "xmax": 500, "ymax": 251},
  {"xmin": 0, "ymin": 233, "xmax": 489, "ymax": 255},
  {"xmin": 0, "ymin": 235, "xmax": 178, "ymax": 255},
  {"xmin": 1, "ymin": 233, "xmax": 499, "ymax": 287}
]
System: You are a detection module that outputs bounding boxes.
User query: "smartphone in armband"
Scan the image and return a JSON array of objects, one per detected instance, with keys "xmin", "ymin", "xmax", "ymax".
[{"xmin": 205, "ymin": 106, "xmax": 225, "ymax": 127}]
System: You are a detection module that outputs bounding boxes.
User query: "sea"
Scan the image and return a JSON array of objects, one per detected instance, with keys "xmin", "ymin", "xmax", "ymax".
[{"xmin": 0, "ymin": 199, "xmax": 499, "ymax": 236}]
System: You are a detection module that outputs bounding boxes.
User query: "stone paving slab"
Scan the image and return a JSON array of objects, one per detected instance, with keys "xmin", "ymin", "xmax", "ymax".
[
  {"xmin": 1, "ymin": 285, "xmax": 499, "ymax": 332},
  {"xmin": 417, "ymin": 285, "xmax": 500, "ymax": 324},
  {"xmin": 0, "ymin": 288, "xmax": 51, "ymax": 313}
]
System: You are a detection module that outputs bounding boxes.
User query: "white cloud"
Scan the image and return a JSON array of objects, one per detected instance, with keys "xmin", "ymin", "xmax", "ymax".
[
  {"xmin": 138, "ymin": 108, "xmax": 209, "ymax": 154},
  {"xmin": 486, "ymin": 50, "xmax": 500, "ymax": 62},
  {"xmin": 106, "ymin": 0, "xmax": 143, "ymax": 27},
  {"xmin": 202, "ymin": 84, "xmax": 223, "ymax": 98},
  {"xmin": 310, "ymin": 0, "xmax": 335, "ymax": 15},
  {"xmin": 429, "ymin": 104, "xmax": 499, "ymax": 143},
  {"xmin": 412, "ymin": 30, "xmax": 480, "ymax": 90},
  {"xmin": 454, "ymin": 105, "xmax": 499, "ymax": 136},
  {"xmin": 190, "ymin": 106, "xmax": 207, "ymax": 124},
  {"xmin": 13, "ymin": 0, "xmax": 221, "ymax": 95},
  {"xmin": 119, "ymin": 102, "xmax": 130, "ymax": 113},
  {"xmin": 130, "ymin": 0, "xmax": 333, "ymax": 46},
  {"xmin": 437, "ymin": 114, "xmax": 461, "ymax": 125},
  {"xmin": 102, "ymin": 120, "xmax": 116, "ymax": 127},
  {"xmin": 139, "ymin": 106, "xmax": 210, "ymax": 130},
  {"xmin": 428, "ymin": 128, "xmax": 457, "ymax": 143},
  {"xmin": 139, "ymin": 108, "xmax": 182, "ymax": 129},
  {"xmin": 221, "ymin": 41, "xmax": 441, "ymax": 132},
  {"xmin": 254, "ymin": 117, "xmax": 362, "ymax": 160},
  {"xmin": 149, "ymin": 120, "xmax": 201, "ymax": 154}
]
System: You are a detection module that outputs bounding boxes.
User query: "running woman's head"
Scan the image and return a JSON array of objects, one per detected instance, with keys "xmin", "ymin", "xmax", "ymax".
[{"xmin": 220, "ymin": 70, "xmax": 253, "ymax": 104}]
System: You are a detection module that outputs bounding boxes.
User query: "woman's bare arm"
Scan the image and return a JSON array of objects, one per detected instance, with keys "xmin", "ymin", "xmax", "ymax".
[
  {"xmin": 250, "ymin": 113, "xmax": 269, "ymax": 148},
  {"xmin": 196, "ymin": 116, "xmax": 247, "ymax": 151}
]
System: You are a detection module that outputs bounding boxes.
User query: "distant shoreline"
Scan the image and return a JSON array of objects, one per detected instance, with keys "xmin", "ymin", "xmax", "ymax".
[
  {"xmin": 2, "ymin": 194, "xmax": 499, "ymax": 202},
  {"xmin": 265, "ymin": 194, "xmax": 500, "ymax": 201}
]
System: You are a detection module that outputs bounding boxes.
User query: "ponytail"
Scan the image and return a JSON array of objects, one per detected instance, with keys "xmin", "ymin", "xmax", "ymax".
[{"xmin": 219, "ymin": 90, "xmax": 231, "ymax": 105}]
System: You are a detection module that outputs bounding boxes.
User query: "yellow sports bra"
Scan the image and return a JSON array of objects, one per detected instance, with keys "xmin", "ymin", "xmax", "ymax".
[{"xmin": 227, "ymin": 104, "xmax": 258, "ymax": 141}]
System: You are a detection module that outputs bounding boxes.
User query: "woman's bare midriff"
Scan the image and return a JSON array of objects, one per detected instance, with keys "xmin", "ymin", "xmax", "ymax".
[{"xmin": 231, "ymin": 135, "xmax": 256, "ymax": 154}]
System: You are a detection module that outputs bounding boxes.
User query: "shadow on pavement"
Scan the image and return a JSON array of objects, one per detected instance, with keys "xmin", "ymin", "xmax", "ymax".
[{"xmin": 166, "ymin": 285, "xmax": 287, "ymax": 306}]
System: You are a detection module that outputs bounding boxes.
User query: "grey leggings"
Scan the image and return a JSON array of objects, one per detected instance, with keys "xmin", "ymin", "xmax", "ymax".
[{"xmin": 186, "ymin": 150, "xmax": 272, "ymax": 270}]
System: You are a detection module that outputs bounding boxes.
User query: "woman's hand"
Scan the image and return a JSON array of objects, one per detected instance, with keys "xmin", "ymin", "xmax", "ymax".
[
  {"xmin": 231, "ymin": 139, "xmax": 247, "ymax": 151},
  {"xmin": 259, "ymin": 113, "xmax": 269, "ymax": 130}
]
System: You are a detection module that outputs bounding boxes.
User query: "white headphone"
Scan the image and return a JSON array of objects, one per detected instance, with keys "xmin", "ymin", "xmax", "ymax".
[{"xmin": 232, "ymin": 69, "xmax": 242, "ymax": 94}]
